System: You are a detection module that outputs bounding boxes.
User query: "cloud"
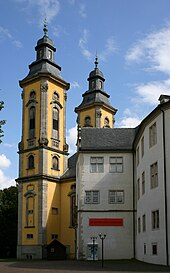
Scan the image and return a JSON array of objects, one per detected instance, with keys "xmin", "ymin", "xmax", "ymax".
[
  {"xmin": 67, "ymin": 126, "xmax": 77, "ymax": 155},
  {"xmin": 70, "ymin": 81, "xmax": 80, "ymax": 89},
  {"xmin": 79, "ymin": 30, "xmax": 117, "ymax": 62},
  {"xmin": 15, "ymin": 0, "xmax": 60, "ymax": 24},
  {"xmin": 117, "ymin": 108, "xmax": 141, "ymax": 128},
  {"xmin": 0, "ymin": 154, "xmax": 15, "ymax": 190},
  {"xmin": 79, "ymin": 3, "xmax": 87, "ymax": 18},
  {"xmin": 0, "ymin": 26, "xmax": 23, "ymax": 48},
  {"xmin": 79, "ymin": 29, "xmax": 93, "ymax": 61},
  {"xmin": 3, "ymin": 143, "xmax": 17, "ymax": 148},
  {"xmin": 125, "ymin": 25, "xmax": 170, "ymax": 75},
  {"xmin": 132, "ymin": 79, "xmax": 170, "ymax": 105},
  {"xmin": 0, "ymin": 169, "xmax": 16, "ymax": 190},
  {"xmin": 0, "ymin": 154, "xmax": 11, "ymax": 169},
  {"xmin": 99, "ymin": 36, "xmax": 117, "ymax": 61}
]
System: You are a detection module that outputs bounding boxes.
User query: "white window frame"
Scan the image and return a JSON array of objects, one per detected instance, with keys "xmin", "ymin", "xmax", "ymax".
[
  {"xmin": 85, "ymin": 190, "xmax": 100, "ymax": 204},
  {"xmin": 152, "ymin": 210, "xmax": 159, "ymax": 230},
  {"xmin": 108, "ymin": 190, "xmax": 124, "ymax": 204},
  {"xmin": 150, "ymin": 162, "xmax": 158, "ymax": 189},
  {"xmin": 90, "ymin": 157, "xmax": 104, "ymax": 173},
  {"xmin": 149, "ymin": 122, "xmax": 157, "ymax": 148},
  {"xmin": 109, "ymin": 157, "xmax": 123, "ymax": 173}
]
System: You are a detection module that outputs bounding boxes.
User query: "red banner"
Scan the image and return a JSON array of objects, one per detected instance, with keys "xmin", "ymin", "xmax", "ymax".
[{"xmin": 89, "ymin": 218, "xmax": 123, "ymax": 226}]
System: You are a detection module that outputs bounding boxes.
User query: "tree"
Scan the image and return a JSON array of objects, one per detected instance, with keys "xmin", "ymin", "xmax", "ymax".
[
  {"xmin": 0, "ymin": 186, "xmax": 18, "ymax": 258},
  {"xmin": 0, "ymin": 100, "xmax": 6, "ymax": 143}
]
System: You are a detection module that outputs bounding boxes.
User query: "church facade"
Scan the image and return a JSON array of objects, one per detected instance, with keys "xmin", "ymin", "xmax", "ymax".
[{"xmin": 17, "ymin": 28, "xmax": 170, "ymax": 266}]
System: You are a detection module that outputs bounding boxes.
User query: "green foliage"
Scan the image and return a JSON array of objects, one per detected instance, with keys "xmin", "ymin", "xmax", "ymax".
[
  {"xmin": 0, "ymin": 101, "xmax": 6, "ymax": 143},
  {"xmin": 0, "ymin": 186, "xmax": 18, "ymax": 258}
]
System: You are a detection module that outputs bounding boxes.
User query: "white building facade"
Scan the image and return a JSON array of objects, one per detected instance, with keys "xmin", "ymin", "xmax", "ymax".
[{"xmin": 76, "ymin": 96, "xmax": 170, "ymax": 266}]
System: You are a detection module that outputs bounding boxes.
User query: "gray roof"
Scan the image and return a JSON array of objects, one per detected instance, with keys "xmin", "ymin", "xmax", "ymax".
[
  {"xmin": 60, "ymin": 153, "xmax": 77, "ymax": 180},
  {"xmin": 79, "ymin": 128, "xmax": 136, "ymax": 151}
]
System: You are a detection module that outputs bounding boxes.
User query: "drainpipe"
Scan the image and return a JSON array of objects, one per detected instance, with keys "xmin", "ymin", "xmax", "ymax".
[
  {"xmin": 132, "ymin": 150, "xmax": 136, "ymax": 259},
  {"xmin": 161, "ymin": 108, "xmax": 169, "ymax": 266}
]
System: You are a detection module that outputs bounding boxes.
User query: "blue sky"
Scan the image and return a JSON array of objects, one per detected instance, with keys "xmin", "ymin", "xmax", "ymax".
[{"xmin": 1, "ymin": 0, "xmax": 170, "ymax": 189}]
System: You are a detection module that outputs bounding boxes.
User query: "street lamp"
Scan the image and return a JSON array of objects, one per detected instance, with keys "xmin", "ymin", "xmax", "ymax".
[
  {"xmin": 99, "ymin": 233, "xmax": 106, "ymax": 267},
  {"xmin": 90, "ymin": 236, "xmax": 97, "ymax": 261}
]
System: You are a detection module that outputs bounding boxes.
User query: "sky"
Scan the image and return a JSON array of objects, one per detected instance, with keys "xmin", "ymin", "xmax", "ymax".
[{"xmin": 1, "ymin": 0, "xmax": 170, "ymax": 189}]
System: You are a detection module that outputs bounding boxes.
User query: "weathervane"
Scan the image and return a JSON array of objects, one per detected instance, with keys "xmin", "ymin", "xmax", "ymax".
[
  {"xmin": 95, "ymin": 52, "xmax": 98, "ymax": 69},
  {"xmin": 43, "ymin": 18, "xmax": 48, "ymax": 37}
]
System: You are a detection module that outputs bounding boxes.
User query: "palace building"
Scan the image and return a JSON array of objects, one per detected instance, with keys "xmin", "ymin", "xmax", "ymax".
[{"xmin": 17, "ymin": 27, "xmax": 170, "ymax": 266}]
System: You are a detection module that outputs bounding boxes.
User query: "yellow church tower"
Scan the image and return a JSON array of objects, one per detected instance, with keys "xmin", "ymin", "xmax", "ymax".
[
  {"xmin": 75, "ymin": 56, "xmax": 117, "ymax": 128},
  {"xmin": 17, "ymin": 23, "xmax": 76, "ymax": 260}
]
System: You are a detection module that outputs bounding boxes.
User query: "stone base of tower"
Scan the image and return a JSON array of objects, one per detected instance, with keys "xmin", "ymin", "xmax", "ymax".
[{"xmin": 17, "ymin": 245, "xmax": 46, "ymax": 260}]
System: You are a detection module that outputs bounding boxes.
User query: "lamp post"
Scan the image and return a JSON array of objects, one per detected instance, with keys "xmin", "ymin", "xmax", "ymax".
[
  {"xmin": 99, "ymin": 233, "xmax": 106, "ymax": 267},
  {"xmin": 90, "ymin": 236, "xmax": 97, "ymax": 261}
]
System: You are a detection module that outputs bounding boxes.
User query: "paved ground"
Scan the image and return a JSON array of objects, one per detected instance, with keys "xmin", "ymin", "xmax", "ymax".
[
  {"xmin": 0, "ymin": 259, "xmax": 170, "ymax": 273},
  {"xmin": 0, "ymin": 260, "xmax": 170, "ymax": 273}
]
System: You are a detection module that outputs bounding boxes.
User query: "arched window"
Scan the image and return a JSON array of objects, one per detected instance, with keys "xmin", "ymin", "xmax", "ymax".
[
  {"xmin": 29, "ymin": 106, "xmax": 35, "ymax": 138},
  {"xmin": 24, "ymin": 187, "xmax": 36, "ymax": 227},
  {"xmin": 28, "ymin": 155, "xmax": 34, "ymax": 169},
  {"xmin": 26, "ymin": 196, "xmax": 34, "ymax": 226},
  {"xmin": 84, "ymin": 116, "xmax": 92, "ymax": 127},
  {"xmin": 53, "ymin": 91, "xmax": 59, "ymax": 101},
  {"xmin": 104, "ymin": 117, "xmax": 110, "ymax": 128},
  {"xmin": 52, "ymin": 108, "xmax": 59, "ymax": 139},
  {"xmin": 29, "ymin": 91, "xmax": 36, "ymax": 100},
  {"xmin": 52, "ymin": 156, "xmax": 59, "ymax": 170}
]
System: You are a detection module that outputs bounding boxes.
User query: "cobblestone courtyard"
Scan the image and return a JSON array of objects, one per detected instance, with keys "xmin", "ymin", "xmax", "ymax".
[{"xmin": 0, "ymin": 260, "xmax": 170, "ymax": 273}]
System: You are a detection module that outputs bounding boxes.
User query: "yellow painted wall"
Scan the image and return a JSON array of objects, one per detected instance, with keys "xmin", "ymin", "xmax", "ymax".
[
  {"xmin": 60, "ymin": 180, "xmax": 76, "ymax": 258},
  {"xmin": 100, "ymin": 108, "xmax": 114, "ymax": 128},
  {"xmin": 23, "ymin": 81, "xmax": 40, "ymax": 149},
  {"xmin": 46, "ymin": 182, "xmax": 61, "ymax": 244},
  {"xmin": 78, "ymin": 106, "xmax": 114, "ymax": 128},
  {"xmin": 46, "ymin": 81, "xmax": 65, "ymax": 149},
  {"xmin": 79, "ymin": 108, "xmax": 96, "ymax": 127},
  {"xmin": 22, "ymin": 150, "xmax": 39, "ymax": 177},
  {"xmin": 22, "ymin": 181, "xmax": 39, "ymax": 245}
]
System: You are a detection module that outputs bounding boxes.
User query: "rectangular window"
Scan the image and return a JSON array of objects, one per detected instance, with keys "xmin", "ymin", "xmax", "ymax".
[
  {"xmin": 90, "ymin": 157, "xmax": 104, "ymax": 173},
  {"xmin": 152, "ymin": 243, "xmax": 157, "ymax": 255},
  {"xmin": 108, "ymin": 190, "xmax": 124, "ymax": 204},
  {"xmin": 150, "ymin": 162, "xmax": 158, "ymax": 189},
  {"xmin": 144, "ymin": 243, "xmax": 146, "ymax": 255},
  {"xmin": 52, "ymin": 207, "xmax": 58, "ymax": 215},
  {"xmin": 138, "ymin": 217, "xmax": 141, "ymax": 233},
  {"xmin": 137, "ymin": 178, "xmax": 140, "ymax": 200},
  {"xmin": 85, "ymin": 191, "xmax": 99, "ymax": 204},
  {"xmin": 152, "ymin": 210, "xmax": 159, "ymax": 230},
  {"xmin": 51, "ymin": 234, "xmax": 58, "ymax": 240},
  {"xmin": 141, "ymin": 136, "xmax": 144, "ymax": 157},
  {"xmin": 27, "ymin": 234, "xmax": 33, "ymax": 239},
  {"xmin": 142, "ymin": 171, "xmax": 145, "ymax": 195},
  {"xmin": 109, "ymin": 157, "xmax": 123, "ymax": 173},
  {"xmin": 149, "ymin": 122, "xmax": 157, "ymax": 147},
  {"xmin": 142, "ymin": 214, "xmax": 146, "ymax": 232}
]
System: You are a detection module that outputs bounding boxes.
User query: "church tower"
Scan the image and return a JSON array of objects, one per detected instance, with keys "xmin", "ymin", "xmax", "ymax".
[
  {"xmin": 17, "ymin": 23, "xmax": 71, "ymax": 259},
  {"xmin": 75, "ymin": 56, "xmax": 117, "ymax": 128}
]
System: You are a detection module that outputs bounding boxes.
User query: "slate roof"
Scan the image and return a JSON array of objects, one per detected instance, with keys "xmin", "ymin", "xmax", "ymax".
[
  {"xmin": 60, "ymin": 153, "xmax": 77, "ymax": 180},
  {"xmin": 79, "ymin": 128, "xmax": 136, "ymax": 151}
]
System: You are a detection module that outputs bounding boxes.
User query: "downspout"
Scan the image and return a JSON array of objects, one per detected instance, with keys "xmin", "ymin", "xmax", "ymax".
[{"xmin": 161, "ymin": 108, "xmax": 169, "ymax": 266}]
